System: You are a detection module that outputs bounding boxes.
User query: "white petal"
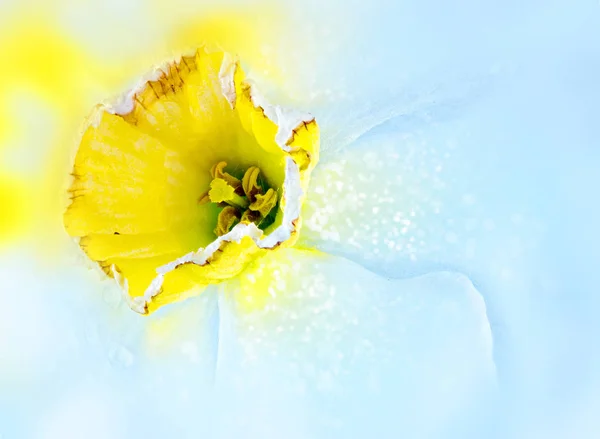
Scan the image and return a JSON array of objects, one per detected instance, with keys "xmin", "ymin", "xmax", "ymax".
[
  {"xmin": 212, "ymin": 249, "xmax": 496, "ymax": 437},
  {"xmin": 300, "ymin": 6, "xmax": 600, "ymax": 432}
]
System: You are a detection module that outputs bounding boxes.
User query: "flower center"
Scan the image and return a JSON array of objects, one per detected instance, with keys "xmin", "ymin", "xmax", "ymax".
[{"xmin": 200, "ymin": 161, "xmax": 279, "ymax": 237}]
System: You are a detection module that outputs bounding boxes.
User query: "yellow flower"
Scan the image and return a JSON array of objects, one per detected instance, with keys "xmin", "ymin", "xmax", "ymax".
[{"xmin": 64, "ymin": 47, "xmax": 319, "ymax": 315}]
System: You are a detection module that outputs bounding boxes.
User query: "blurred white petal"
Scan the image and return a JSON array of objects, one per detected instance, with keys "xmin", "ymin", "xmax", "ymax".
[
  {"xmin": 299, "ymin": 1, "xmax": 600, "ymax": 434},
  {"xmin": 212, "ymin": 249, "xmax": 495, "ymax": 437},
  {"xmin": 0, "ymin": 250, "xmax": 220, "ymax": 437}
]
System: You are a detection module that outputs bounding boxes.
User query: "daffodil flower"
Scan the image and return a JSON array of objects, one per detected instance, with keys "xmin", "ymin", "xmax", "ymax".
[
  {"xmin": 59, "ymin": 45, "xmax": 496, "ymax": 439},
  {"xmin": 64, "ymin": 48, "xmax": 319, "ymax": 314}
]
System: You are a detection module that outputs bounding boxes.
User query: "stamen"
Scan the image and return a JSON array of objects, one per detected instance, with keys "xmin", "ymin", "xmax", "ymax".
[
  {"xmin": 249, "ymin": 188, "xmax": 278, "ymax": 217},
  {"xmin": 241, "ymin": 209, "xmax": 261, "ymax": 224},
  {"xmin": 198, "ymin": 193, "xmax": 211, "ymax": 205},
  {"xmin": 204, "ymin": 162, "xmax": 279, "ymax": 237},
  {"xmin": 215, "ymin": 206, "xmax": 241, "ymax": 236},
  {"xmin": 242, "ymin": 166, "xmax": 262, "ymax": 201},
  {"xmin": 211, "ymin": 161, "xmax": 242, "ymax": 190}
]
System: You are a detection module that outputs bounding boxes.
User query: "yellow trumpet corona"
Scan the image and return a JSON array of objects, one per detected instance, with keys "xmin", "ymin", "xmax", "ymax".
[{"xmin": 64, "ymin": 47, "xmax": 319, "ymax": 314}]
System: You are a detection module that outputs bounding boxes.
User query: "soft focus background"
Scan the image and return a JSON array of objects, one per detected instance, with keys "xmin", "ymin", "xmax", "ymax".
[{"xmin": 1, "ymin": 0, "xmax": 599, "ymax": 438}]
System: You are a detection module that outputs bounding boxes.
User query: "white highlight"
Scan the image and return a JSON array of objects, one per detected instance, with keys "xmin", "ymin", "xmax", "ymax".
[{"xmin": 219, "ymin": 52, "xmax": 238, "ymax": 108}]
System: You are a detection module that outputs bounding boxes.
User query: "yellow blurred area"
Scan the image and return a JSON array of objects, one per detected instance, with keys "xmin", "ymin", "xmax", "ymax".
[
  {"xmin": 0, "ymin": 0, "xmax": 284, "ymax": 259},
  {"xmin": 231, "ymin": 246, "xmax": 327, "ymax": 314},
  {"xmin": 154, "ymin": 3, "xmax": 284, "ymax": 81},
  {"xmin": 0, "ymin": 174, "xmax": 31, "ymax": 243}
]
